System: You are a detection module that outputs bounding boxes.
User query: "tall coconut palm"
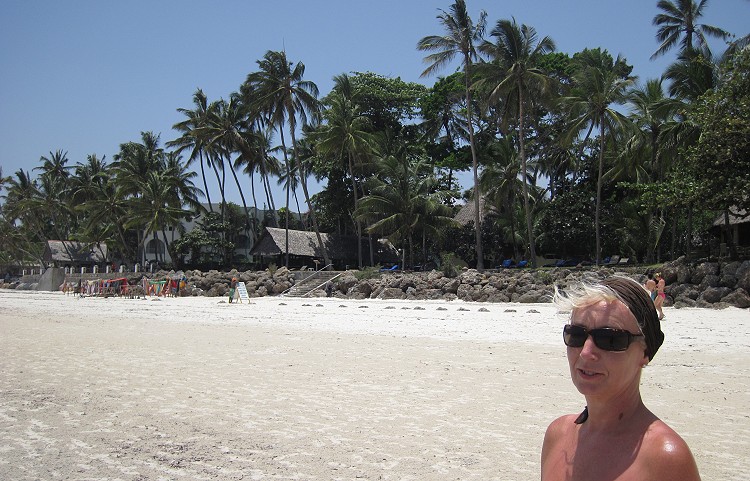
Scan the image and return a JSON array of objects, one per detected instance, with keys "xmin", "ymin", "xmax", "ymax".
[
  {"xmin": 418, "ymin": 0, "xmax": 487, "ymax": 269},
  {"xmin": 563, "ymin": 50, "xmax": 636, "ymax": 264},
  {"xmin": 316, "ymin": 74, "xmax": 376, "ymax": 268},
  {"xmin": 112, "ymin": 131, "xmax": 166, "ymax": 197},
  {"xmin": 651, "ymin": 0, "xmax": 729, "ymax": 59},
  {"xmin": 244, "ymin": 50, "xmax": 325, "ymax": 267},
  {"xmin": 169, "ymin": 89, "xmax": 215, "ymax": 211},
  {"xmin": 234, "ymin": 126, "xmax": 280, "ymax": 226},
  {"xmin": 478, "ymin": 18, "xmax": 556, "ymax": 267},
  {"xmin": 201, "ymin": 94, "xmax": 258, "ymax": 241}
]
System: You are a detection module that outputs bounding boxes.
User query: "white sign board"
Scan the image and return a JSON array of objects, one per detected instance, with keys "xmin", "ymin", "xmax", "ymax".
[{"xmin": 236, "ymin": 281, "xmax": 249, "ymax": 303}]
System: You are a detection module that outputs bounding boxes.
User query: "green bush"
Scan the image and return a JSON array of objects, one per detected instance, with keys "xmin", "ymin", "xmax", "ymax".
[
  {"xmin": 440, "ymin": 253, "xmax": 465, "ymax": 278},
  {"xmin": 354, "ymin": 265, "xmax": 382, "ymax": 280}
]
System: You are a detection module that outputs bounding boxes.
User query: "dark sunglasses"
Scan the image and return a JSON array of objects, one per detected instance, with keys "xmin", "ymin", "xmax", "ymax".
[{"xmin": 563, "ymin": 324, "xmax": 643, "ymax": 352}]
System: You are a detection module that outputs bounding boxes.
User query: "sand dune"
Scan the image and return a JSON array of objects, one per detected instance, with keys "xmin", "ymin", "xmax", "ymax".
[{"xmin": 1, "ymin": 290, "xmax": 748, "ymax": 480}]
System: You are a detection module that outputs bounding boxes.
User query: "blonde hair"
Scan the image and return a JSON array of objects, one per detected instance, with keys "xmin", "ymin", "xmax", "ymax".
[
  {"xmin": 553, "ymin": 279, "xmax": 621, "ymax": 312},
  {"xmin": 554, "ymin": 275, "xmax": 664, "ymax": 360}
]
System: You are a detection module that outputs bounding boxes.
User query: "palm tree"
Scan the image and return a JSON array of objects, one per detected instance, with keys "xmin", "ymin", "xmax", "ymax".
[
  {"xmin": 244, "ymin": 50, "xmax": 325, "ymax": 268},
  {"xmin": 624, "ymin": 79, "xmax": 681, "ymax": 182},
  {"xmin": 76, "ymin": 174, "xmax": 136, "ymax": 264},
  {"xmin": 112, "ymin": 131, "xmax": 166, "ymax": 197},
  {"xmin": 201, "ymin": 94, "xmax": 258, "ymax": 242},
  {"xmin": 563, "ymin": 49, "xmax": 636, "ymax": 264},
  {"xmin": 418, "ymin": 0, "xmax": 487, "ymax": 269},
  {"xmin": 169, "ymin": 89, "xmax": 215, "ymax": 211},
  {"xmin": 478, "ymin": 138, "xmax": 527, "ymax": 261},
  {"xmin": 358, "ymin": 151, "xmax": 455, "ymax": 269},
  {"xmin": 478, "ymin": 18, "xmax": 556, "ymax": 267},
  {"xmin": 234, "ymin": 126, "xmax": 281, "ymax": 227},
  {"xmin": 651, "ymin": 0, "xmax": 729, "ymax": 59},
  {"xmin": 316, "ymin": 74, "xmax": 376, "ymax": 268},
  {"xmin": 128, "ymin": 170, "xmax": 192, "ymax": 265},
  {"xmin": 619, "ymin": 79, "xmax": 683, "ymax": 262}
]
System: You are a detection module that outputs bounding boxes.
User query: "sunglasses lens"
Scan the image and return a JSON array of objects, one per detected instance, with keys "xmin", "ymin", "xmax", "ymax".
[
  {"xmin": 592, "ymin": 331, "xmax": 628, "ymax": 351},
  {"xmin": 563, "ymin": 325, "xmax": 587, "ymax": 347}
]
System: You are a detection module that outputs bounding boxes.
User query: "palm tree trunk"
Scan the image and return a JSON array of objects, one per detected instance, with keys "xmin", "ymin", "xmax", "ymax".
[
  {"xmin": 199, "ymin": 151, "xmax": 213, "ymax": 212},
  {"xmin": 280, "ymin": 129, "xmax": 290, "ymax": 268},
  {"xmin": 517, "ymin": 86, "xmax": 537, "ymax": 268},
  {"xmin": 464, "ymin": 54, "xmax": 484, "ymax": 270},
  {"xmin": 227, "ymin": 157, "xmax": 253, "ymax": 242},
  {"xmin": 250, "ymin": 171, "xmax": 259, "ymax": 242},
  {"xmin": 348, "ymin": 152, "xmax": 362, "ymax": 268},
  {"xmin": 595, "ymin": 123, "xmax": 605, "ymax": 265}
]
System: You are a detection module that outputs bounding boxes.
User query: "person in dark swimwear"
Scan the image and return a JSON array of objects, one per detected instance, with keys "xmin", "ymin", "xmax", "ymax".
[{"xmin": 541, "ymin": 276, "xmax": 700, "ymax": 481}]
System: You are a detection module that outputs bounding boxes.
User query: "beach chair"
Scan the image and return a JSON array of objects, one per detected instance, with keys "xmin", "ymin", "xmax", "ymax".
[
  {"xmin": 502, "ymin": 259, "xmax": 515, "ymax": 268},
  {"xmin": 607, "ymin": 255, "xmax": 620, "ymax": 265},
  {"xmin": 517, "ymin": 260, "xmax": 528, "ymax": 268},
  {"xmin": 617, "ymin": 257, "xmax": 630, "ymax": 265},
  {"xmin": 380, "ymin": 264, "xmax": 399, "ymax": 272}
]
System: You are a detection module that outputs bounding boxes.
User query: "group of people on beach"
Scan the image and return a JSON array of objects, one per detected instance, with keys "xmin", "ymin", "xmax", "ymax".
[{"xmin": 542, "ymin": 275, "xmax": 699, "ymax": 480}]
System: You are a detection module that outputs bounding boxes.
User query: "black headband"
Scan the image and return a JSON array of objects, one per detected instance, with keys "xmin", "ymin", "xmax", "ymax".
[{"xmin": 602, "ymin": 277, "xmax": 664, "ymax": 360}]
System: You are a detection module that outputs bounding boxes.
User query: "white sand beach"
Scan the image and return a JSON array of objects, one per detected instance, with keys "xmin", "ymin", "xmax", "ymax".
[{"xmin": 1, "ymin": 289, "xmax": 748, "ymax": 480}]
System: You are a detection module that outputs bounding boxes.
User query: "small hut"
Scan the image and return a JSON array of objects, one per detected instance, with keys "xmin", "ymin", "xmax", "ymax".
[
  {"xmin": 250, "ymin": 227, "xmax": 398, "ymax": 270},
  {"xmin": 712, "ymin": 208, "xmax": 750, "ymax": 257}
]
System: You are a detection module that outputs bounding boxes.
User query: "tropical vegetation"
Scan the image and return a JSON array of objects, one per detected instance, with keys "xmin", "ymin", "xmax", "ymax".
[{"xmin": 1, "ymin": 0, "xmax": 748, "ymax": 272}]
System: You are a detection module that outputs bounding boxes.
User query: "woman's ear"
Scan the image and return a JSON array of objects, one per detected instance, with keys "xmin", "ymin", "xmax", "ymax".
[{"xmin": 641, "ymin": 351, "xmax": 650, "ymax": 368}]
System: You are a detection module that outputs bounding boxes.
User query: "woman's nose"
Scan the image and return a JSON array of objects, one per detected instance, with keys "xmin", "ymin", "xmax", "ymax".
[{"xmin": 579, "ymin": 335, "xmax": 599, "ymax": 358}]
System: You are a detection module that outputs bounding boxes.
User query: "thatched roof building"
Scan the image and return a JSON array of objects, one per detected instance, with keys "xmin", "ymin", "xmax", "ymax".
[
  {"xmin": 454, "ymin": 197, "xmax": 487, "ymax": 226},
  {"xmin": 43, "ymin": 241, "xmax": 108, "ymax": 267},
  {"xmin": 250, "ymin": 227, "xmax": 398, "ymax": 269},
  {"xmin": 712, "ymin": 208, "xmax": 749, "ymax": 251}
]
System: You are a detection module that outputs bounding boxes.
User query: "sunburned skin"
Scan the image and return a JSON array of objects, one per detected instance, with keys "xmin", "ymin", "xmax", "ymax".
[{"xmin": 542, "ymin": 289, "xmax": 700, "ymax": 481}]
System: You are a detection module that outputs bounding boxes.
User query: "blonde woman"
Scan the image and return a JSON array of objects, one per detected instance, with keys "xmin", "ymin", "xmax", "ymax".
[{"xmin": 541, "ymin": 276, "xmax": 699, "ymax": 480}]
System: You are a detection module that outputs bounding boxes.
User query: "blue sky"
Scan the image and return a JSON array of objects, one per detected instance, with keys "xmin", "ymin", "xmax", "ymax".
[{"xmin": 1, "ymin": 0, "xmax": 747, "ymax": 207}]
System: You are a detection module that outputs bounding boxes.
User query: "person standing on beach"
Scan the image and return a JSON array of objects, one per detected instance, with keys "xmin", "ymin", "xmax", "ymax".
[
  {"xmin": 228, "ymin": 277, "xmax": 237, "ymax": 303},
  {"xmin": 541, "ymin": 276, "xmax": 700, "ymax": 481},
  {"xmin": 645, "ymin": 275, "xmax": 657, "ymax": 302},
  {"xmin": 654, "ymin": 272, "xmax": 666, "ymax": 320}
]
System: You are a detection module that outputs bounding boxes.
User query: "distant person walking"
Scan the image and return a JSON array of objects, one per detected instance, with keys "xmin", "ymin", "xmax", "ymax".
[
  {"xmin": 228, "ymin": 277, "xmax": 237, "ymax": 303},
  {"xmin": 654, "ymin": 272, "xmax": 666, "ymax": 320}
]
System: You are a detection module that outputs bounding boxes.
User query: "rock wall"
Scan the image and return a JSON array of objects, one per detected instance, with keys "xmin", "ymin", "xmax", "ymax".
[
  {"xmin": 177, "ymin": 257, "xmax": 750, "ymax": 309},
  {"xmin": 5, "ymin": 257, "xmax": 748, "ymax": 309}
]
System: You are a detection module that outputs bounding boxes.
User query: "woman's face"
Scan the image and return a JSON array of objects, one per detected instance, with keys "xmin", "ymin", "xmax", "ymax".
[{"xmin": 567, "ymin": 299, "xmax": 649, "ymax": 400}]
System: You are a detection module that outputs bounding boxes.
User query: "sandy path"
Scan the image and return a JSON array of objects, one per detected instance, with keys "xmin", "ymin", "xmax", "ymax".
[{"xmin": 0, "ymin": 290, "xmax": 748, "ymax": 480}]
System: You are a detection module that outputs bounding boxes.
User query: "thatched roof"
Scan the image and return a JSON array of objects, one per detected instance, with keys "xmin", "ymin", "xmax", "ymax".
[
  {"xmin": 454, "ymin": 197, "xmax": 487, "ymax": 226},
  {"xmin": 250, "ymin": 227, "xmax": 398, "ymax": 263},
  {"xmin": 44, "ymin": 241, "xmax": 108, "ymax": 265},
  {"xmin": 713, "ymin": 208, "xmax": 749, "ymax": 226}
]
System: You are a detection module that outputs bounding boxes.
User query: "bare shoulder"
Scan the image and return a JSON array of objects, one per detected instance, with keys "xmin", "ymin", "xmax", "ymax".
[
  {"xmin": 542, "ymin": 415, "xmax": 577, "ymax": 456},
  {"xmin": 544, "ymin": 414, "xmax": 578, "ymax": 439},
  {"xmin": 642, "ymin": 420, "xmax": 701, "ymax": 481}
]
